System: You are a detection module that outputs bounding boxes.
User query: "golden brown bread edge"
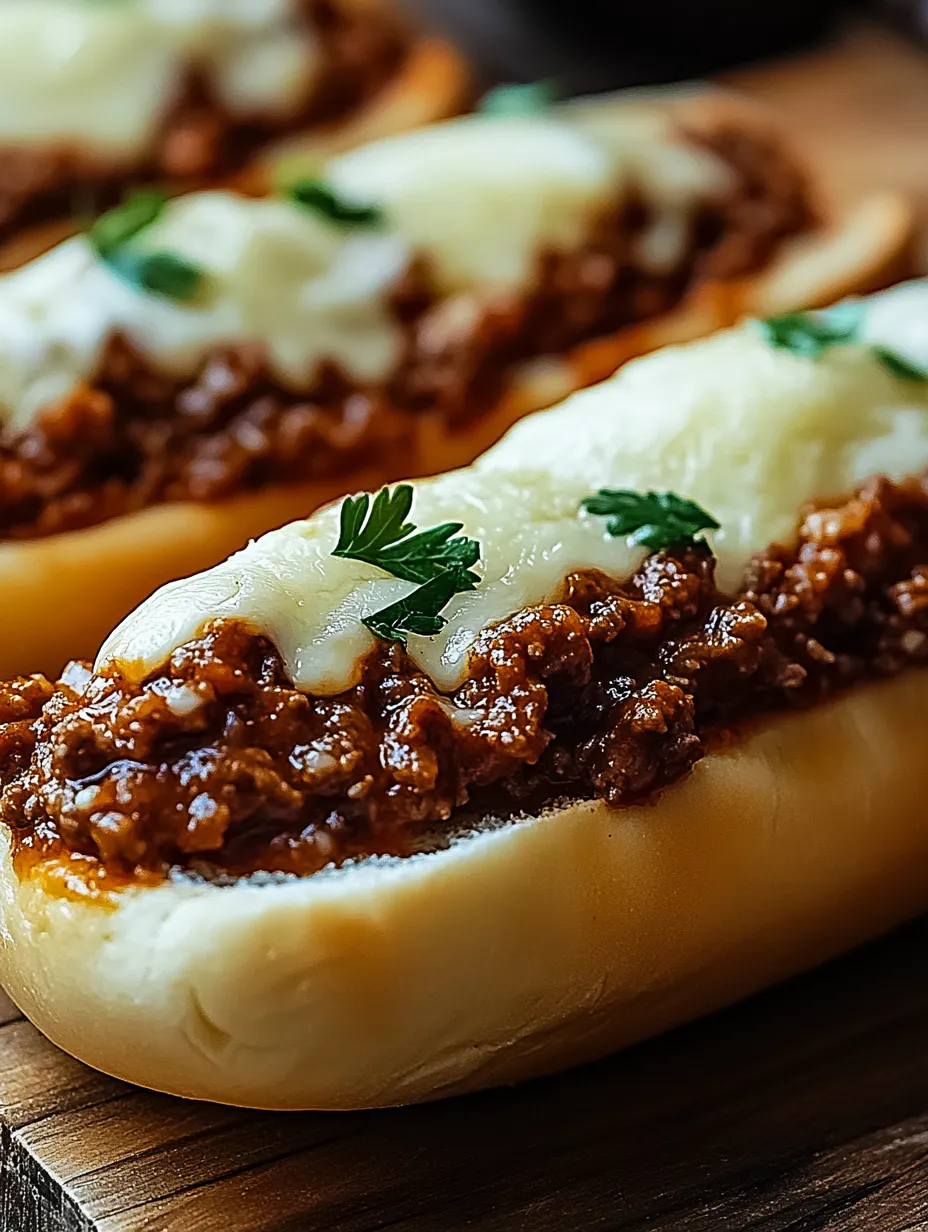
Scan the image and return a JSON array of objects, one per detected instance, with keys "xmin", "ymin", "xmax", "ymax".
[
  {"xmin": 0, "ymin": 34, "xmax": 471, "ymax": 273},
  {"xmin": 0, "ymin": 180, "xmax": 912, "ymax": 681},
  {"xmin": 2, "ymin": 670, "xmax": 926, "ymax": 1109}
]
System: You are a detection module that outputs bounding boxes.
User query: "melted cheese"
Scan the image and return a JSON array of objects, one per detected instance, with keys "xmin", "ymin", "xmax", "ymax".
[
  {"xmin": 98, "ymin": 281, "xmax": 928, "ymax": 696},
  {"xmin": 328, "ymin": 104, "xmax": 733, "ymax": 292},
  {"xmin": 564, "ymin": 96, "xmax": 736, "ymax": 273},
  {"xmin": 0, "ymin": 0, "xmax": 318, "ymax": 155},
  {"xmin": 0, "ymin": 192, "xmax": 411, "ymax": 430},
  {"xmin": 329, "ymin": 118, "xmax": 615, "ymax": 294}
]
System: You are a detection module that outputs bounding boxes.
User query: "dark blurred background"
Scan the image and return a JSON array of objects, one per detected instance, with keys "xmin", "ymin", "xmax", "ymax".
[{"xmin": 410, "ymin": 0, "xmax": 922, "ymax": 91}]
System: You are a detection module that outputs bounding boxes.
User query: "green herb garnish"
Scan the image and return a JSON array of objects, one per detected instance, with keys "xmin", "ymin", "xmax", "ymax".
[
  {"xmin": 89, "ymin": 190, "xmax": 205, "ymax": 304},
  {"xmin": 89, "ymin": 189, "xmax": 165, "ymax": 255},
  {"xmin": 333, "ymin": 484, "xmax": 481, "ymax": 643},
  {"xmin": 871, "ymin": 346, "xmax": 928, "ymax": 382},
  {"xmin": 759, "ymin": 303, "xmax": 863, "ymax": 359},
  {"xmin": 759, "ymin": 304, "xmax": 928, "ymax": 381},
  {"xmin": 363, "ymin": 567, "xmax": 475, "ymax": 642},
  {"xmin": 113, "ymin": 250, "xmax": 203, "ymax": 301},
  {"xmin": 334, "ymin": 484, "xmax": 479, "ymax": 584},
  {"xmin": 288, "ymin": 178, "xmax": 384, "ymax": 229},
  {"xmin": 581, "ymin": 489, "xmax": 720, "ymax": 550},
  {"xmin": 479, "ymin": 80, "xmax": 557, "ymax": 117}
]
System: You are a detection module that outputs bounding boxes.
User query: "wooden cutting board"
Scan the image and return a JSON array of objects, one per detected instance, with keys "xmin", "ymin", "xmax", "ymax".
[{"xmin": 5, "ymin": 20, "xmax": 928, "ymax": 1232}]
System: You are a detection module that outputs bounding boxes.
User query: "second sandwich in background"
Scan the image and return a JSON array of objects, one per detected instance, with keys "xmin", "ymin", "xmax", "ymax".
[{"xmin": 0, "ymin": 86, "xmax": 911, "ymax": 677}]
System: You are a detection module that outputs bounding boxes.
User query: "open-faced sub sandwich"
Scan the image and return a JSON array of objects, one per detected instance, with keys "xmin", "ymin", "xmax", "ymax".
[
  {"xmin": 0, "ymin": 0, "xmax": 468, "ymax": 271},
  {"xmin": 0, "ymin": 87, "xmax": 912, "ymax": 680},
  {"xmin": 2, "ymin": 279, "xmax": 928, "ymax": 1110}
]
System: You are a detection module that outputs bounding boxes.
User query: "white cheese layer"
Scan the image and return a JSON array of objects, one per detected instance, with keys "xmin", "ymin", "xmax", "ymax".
[
  {"xmin": 0, "ymin": 0, "xmax": 318, "ymax": 155},
  {"xmin": 0, "ymin": 193, "xmax": 411, "ymax": 432},
  {"xmin": 98, "ymin": 281, "xmax": 928, "ymax": 697},
  {"xmin": 0, "ymin": 96, "xmax": 739, "ymax": 431},
  {"xmin": 328, "ymin": 105, "xmax": 733, "ymax": 292}
]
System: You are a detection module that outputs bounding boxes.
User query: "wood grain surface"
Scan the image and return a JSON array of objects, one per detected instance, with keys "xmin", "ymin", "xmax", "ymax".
[{"xmin": 5, "ymin": 20, "xmax": 928, "ymax": 1232}]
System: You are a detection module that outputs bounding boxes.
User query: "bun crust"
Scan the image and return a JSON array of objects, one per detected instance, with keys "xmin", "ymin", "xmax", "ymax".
[
  {"xmin": 2, "ymin": 671, "xmax": 927, "ymax": 1110},
  {"xmin": 0, "ymin": 184, "xmax": 912, "ymax": 681}
]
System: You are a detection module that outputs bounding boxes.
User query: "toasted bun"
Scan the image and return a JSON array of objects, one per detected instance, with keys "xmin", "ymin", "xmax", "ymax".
[
  {"xmin": 0, "ymin": 36, "xmax": 470, "ymax": 274},
  {"xmin": 2, "ymin": 670, "xmax": 927, "ymax": 1110}
]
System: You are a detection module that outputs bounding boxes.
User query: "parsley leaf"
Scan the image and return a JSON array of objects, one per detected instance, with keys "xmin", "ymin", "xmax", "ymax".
[
  {"xmin": 871, "ymin": 345, "xmax": 928, "ymax": 382},
  {"xmin": 363, "ymin": 568, "xmax": 474, "ymax": 643},
  {"xmin": 479, "ymin": 80, "xmax": 557, "ymax": 117},
  {"xmin": 288, "ymin": 178, "xmax": 384, "ymax": 229},
  {"xmin": 107, "ymin": 250, "xmax": 203, "ymax": 301},
  {"xmin": 89, "ymin": 189, "xmax": 166, "ymax": 258},
  {"xmin": 333, "ymin": 484, "xmax": 480, "ymax": 585},
  {"xmin": 758, "ymin": 303, "xmax": 927, "ymax": 382},
  {"xmin": 333, "ymin": 484, "xmax": 481, "ymax": 643},
  {"xmin": 758, "ymin": 303, "xmax": 863, "ymax": 359},
  {"xmin": 89, "ymin": 190, "xmax": 206, "ymax": 304},
  {"xmin": 581, "ymin": 489, "xmax": 720, "ymax": 550}
]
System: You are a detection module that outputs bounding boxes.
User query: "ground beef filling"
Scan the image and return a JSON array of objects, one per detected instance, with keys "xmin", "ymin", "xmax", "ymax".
[
  {"xmin": 0, "ymin": 124, "xmax": 811, "ymax": 539},
  {"xmin": 0, "ymin": 0, "xmax": 407, "ymax": 242},
  {"xmin": 3, "ymin": 474, "xmax": 927, "ymax": 882}
]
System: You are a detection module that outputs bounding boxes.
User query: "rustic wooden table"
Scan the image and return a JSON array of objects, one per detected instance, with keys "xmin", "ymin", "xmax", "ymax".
[{"xmin": 4, "ymin": 21, "xmax": 928, "ymax": 1232}]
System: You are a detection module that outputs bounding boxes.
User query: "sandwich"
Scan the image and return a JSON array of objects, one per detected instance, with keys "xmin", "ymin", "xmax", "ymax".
[{"xmin": 1, "ymin": 279, "xmax": 927, "ymax": 1109}]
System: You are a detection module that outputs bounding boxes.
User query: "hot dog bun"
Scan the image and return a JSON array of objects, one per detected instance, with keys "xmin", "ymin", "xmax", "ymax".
[{"xmin": 2, "ymin": 282, "xmax": 928, "ymax": 1109}]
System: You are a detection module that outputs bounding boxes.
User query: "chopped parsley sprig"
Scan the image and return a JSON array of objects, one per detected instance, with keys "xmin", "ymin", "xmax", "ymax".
[
  {"xmin": 869, "ymin": 346, "xmax": 928, "ymax": 382},
  {"xmin": 758, "ymin": 303, "xmax": 927, "ymax": 381},
  {"xmin": 581, "ymin": 489, "xmax": 720, "ymax": 550},
  {"xmin": 288, "ymin": 178, "xmax": 384, "ymax": 229},
  {"xmin": 479, "ymin": 79, "xmax": 557, "ymax": 116},
  {"xmin": 334, "ymin": 485, "xmax": 480, "ymax": 583},
  {"xmin": 89, "ymin": 190, "xmax": 205, "ymax": 304},
  {"xmin": 89, "ymin": 189, "xmax": 164, "ymax": 256},
  {"xmin": 759, "ymin": 303, "xmax": 862, "ymax": 358},
  {"xmin": 363, "ymin": 568, "xmax": 475, "ymax": 642},
  {"xmin": 333, "ymin": 484, "xmax": 480, "ymax": 643}
]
